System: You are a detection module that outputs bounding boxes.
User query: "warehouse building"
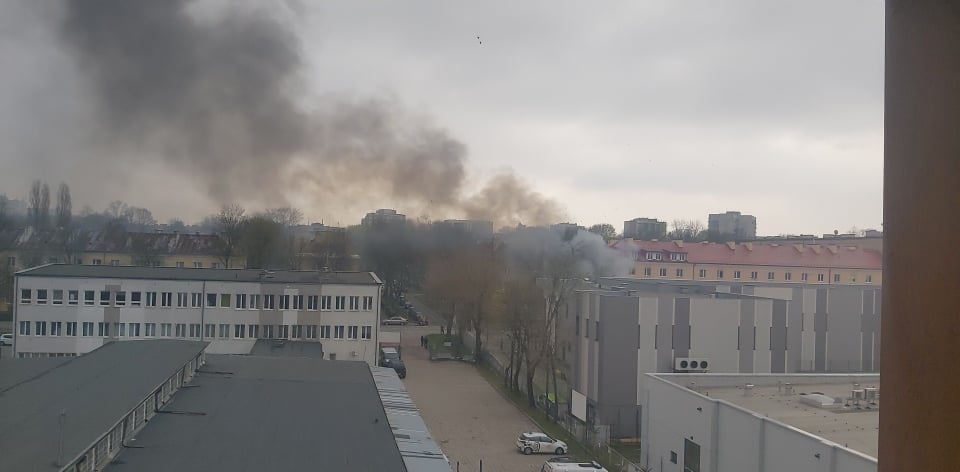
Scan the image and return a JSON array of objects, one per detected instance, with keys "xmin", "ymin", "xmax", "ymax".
[{"xmin": 12, "ymin": 264, "xmax": 382, "ymax": 365}]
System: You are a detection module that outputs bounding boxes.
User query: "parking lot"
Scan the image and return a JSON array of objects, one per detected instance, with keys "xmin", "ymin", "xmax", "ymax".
[{"xmin": 384, "ymin": 323, "xmax": 553, "ymax": 472}]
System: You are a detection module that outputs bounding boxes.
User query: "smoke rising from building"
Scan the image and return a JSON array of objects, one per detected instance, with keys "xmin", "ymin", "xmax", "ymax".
[{"xmin": 53, "ymin": 0, "xmax": 563, "ymax": 227}]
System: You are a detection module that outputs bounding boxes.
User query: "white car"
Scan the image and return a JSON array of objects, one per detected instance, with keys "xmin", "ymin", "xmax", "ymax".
[
  {"xmin": 0, "ymin": 333, "xmax": 12, "ymax": 346},
  {"xmin": 517, "ymin": 432, "xmax": 568, "ymax": 455}
]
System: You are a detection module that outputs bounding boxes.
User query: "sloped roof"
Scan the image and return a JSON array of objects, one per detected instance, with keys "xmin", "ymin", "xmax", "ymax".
[
  {"xmin": 17, "ymin": 263, "xmax": 382, "ymax": 285},
  {"xmin": 612, "ymin": 239, "xmax": 882, "ymax": 270},
  {"xmin": 85, "ymin": 231, "xmax": 222, "ymax": 255}
]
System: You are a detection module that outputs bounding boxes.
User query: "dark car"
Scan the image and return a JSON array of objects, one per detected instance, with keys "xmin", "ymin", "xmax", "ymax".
[{"xmin": 380, "ymin": 347, "xmax": 407, "ymax": 378}]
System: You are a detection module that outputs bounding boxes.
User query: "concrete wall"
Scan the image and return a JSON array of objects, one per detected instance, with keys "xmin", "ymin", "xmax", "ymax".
[
  {"xmin": 642, "ymin": 374, "xmax": 877, "ymax": 472},
  {"xmin": 13, "ymin": 275, "xmax": 380, "ymax": 365}
]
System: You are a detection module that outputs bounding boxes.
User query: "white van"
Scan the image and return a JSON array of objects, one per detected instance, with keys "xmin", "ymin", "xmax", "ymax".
[{"xmin": 540, "ymin": 457, "xmax": 607, "ymax": 472}]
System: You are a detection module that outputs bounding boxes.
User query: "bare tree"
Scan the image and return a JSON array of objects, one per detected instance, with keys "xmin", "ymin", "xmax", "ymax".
[
  {"xmin": 265, "ymin": 207, "xmax": 303, "ymax": 228},
  {"xmin": 106, "ymin": 200, "xmax": 128, "ymax": 219},
  {"xmin": 239, "ymin": 216, "xmax": 284, "ymax": 269},
  {"xmin": 587, "ymin": 223, "xmax": 617, "ymax": 242},
  {"xmin": 212, "ymin": 204, "xmax": 246, "ymax": 268},
  {"xmin": 28, "ymin": 180, "xmax": 49, "ymax": 230},
  {"xmin": 499, "ymin": 274, "xmax": 548, "ymax": 403},
  {"xmin": 461, "ymin": 241, "xmax": 505, "ymax": 359},
  {"xmin": 55, "ymin": 183, "xmax": 72, "ymax": 230},
  {"xmin": 124, "ymin": 207, "xmax": 157, "ymax": 230},
  {"xmin": 669, "ymin": 219, "xmax": 707, "ymax": 242}
]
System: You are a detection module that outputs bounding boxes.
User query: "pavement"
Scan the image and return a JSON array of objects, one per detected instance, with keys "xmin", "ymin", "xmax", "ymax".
[{"xmin": 386, "ymin": 305, "xmax": 562, "ymax": 472}]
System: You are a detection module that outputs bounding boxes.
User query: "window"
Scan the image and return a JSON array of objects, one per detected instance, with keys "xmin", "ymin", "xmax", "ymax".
[
  {"xmin": 645, "ymin": 251, "xmax": 662, "ymax": 261},
  {"xmin": 51, "ymin": 290, "xmax": 63, "ymax": 305},
  {"xmin": 263, "ymin": 294, "xmax": 275, "ymax": 310},
  {"xmin": 145, "ymin": 323, "xmax": 156, "ymax": 337},
  {"xmin": 220, "ymin": 294, "xmax": 230, "ymax": 307},
  {"xmin": 74, "ymin": 258, "xmax": 83, "ymax": 265},
  {"xmin": 145, "ymin": 292, "xmax": 158, "ymax": 307},
  {"xmin": 161, "ymin": 323, "xmax": 172, "ymax": 337},
  {"xmin": 211, "ymin": 262, "xmax": 222, "ymax": 269},
  {"xmin": 176, "ymin": 261, "xmax": 185, "ymax": 268},
  {"xmin": 335, "ymin": 296, "xmax": 346, "ymax": 311},
  {"xmin": 176, "ymin": 323, "xmax": 188, "ymax": 338},
  {"xmin": 575, "ymin": 316, "xmax": 580, "ymax": 335},
  {"xmin": 250, "ymin": 294, "xmax": 260, "ymax": 309},
  {"xmin": 768, "ymin": 272, "xmax": 776, "ymax": 280},
  {"xmin": 130, "ymin": 291, "xmax": 142, "ymax": 306},
  {"xmin": 161, "ymin": 292, "xmax": 173, "ymax": 307},
  {"xmin": 292, "ymin": 325, "xmax": 303, "ymax": 338},
  {"xmin": 129, "ymin": 323, "xmax": 141, "ymax": 337},
  {"xmin": 321, "ymin": 295, "xmax": 332, "ymax": 310},
  {"xmin": 84, "ymin": 290, "xmax": 95, "ymax": 305},
  {"xmin": 278, "ymin": 325, "xmax": 289, "ymax": 339},
  {"xmin": 349, "ymin": 296, "xmax": 360, "ymax": 310},
  {"xmin": 263, "ymin": 325, "xmax": 274, "ymax": 339},
  {"xmin": 92, "ymin": 259, "xmax": 102, "ymax": 265},
  {"xmin": 676, "ymin": 268, "xmax": 684, "ymax": 277},
  {"xmin": 99, "ymin": 291, "xmax": 110, "ymax": 306},
  {"xmin": 307, "ymin": 295, "xmax": 318, "ymax": 310},
  {"xmin": 110, "ymin": 259, "xmax": 120, "ymax": 266},
  {"xmin": 643, "ymin": 267, "xmax": 652, "ymax": 277},
  {"xmin": 717, "ymin": 270, "xmax": 724, "ymax": 279},
  {"xmin": 294, "ymin": 295, "xmax": 304, "ymax": 310},
  {"xmin": 306, "ymin": 325, "xmax": 318, "ymax": 339},
  {"xmin": 817, "ymin": 273, "xmax": 825, "ymax": 282},
  {"xmin": 866, "ymin": 274, "xmax": 873, "ymax": 283},
  {"xmin": 670, "ymin": 451, "xmax": 678, "ymax": 464},
  {"xmin": 801, "ymin": 273, "xmax": 809, "ymax": 282},
  {"xmin": 68, "ymin": 290, "xmax": 79, "ymax": 305},
  {"xmin": 194, "ymin": 262, "xmax": 203, "ymax": 268},
  {"xmin": 363, "ymin": 296, "xmax": 374, "ymax": 310},
  {"xmin": 659, "ymin": 268, "xmax": 667, "ymax": 277},
  {"xmin": 177, "ymin": 292, "xmax": 189, "ymax": 307},
  {"xmin": 191, "ymin": 292, "xmax": 203, "ymax": 307},
  {"xmin": 785, "ymin": 272, "xmax": 792, "ymax": 281},
  {"xmin": 204, "ymin": 324, "xmax": 216, "ymax": 338},
  {"xmin": 361, "ymin": 326, "xmax": 372, "ymax": 340},
  {"xmin": 7, "ymin": 256, "xmax": 14, "ymax": 266},
  {"xmin": 334, "ymin": 325, "xmax": 345, "ymax": 339},
  {"xmin": 35, "ymin": 289, "xmax": 49, "ymax": 305},
  {"xmin": 236, "ymin": 294, "xmax": 247, "ymax": 309},
  {"xmin": 206, "ymin": 293, "xmax": 218, "ymax": 307},
  {"xmin": 190, "ymin": 323, "xmax": 201, "ymax": 338},
  {"xmin": 219, "ymin": 324, "xmax": 229, "ymax": 338},
  {"xmin": 320, "ymin": 325, "xmax": 331, "ymax": 339},
  {"xmin": 279, "ymin": 295, "xmax": 291, "ymax": 310},
  {"xmin": 733, "ymin": 270, "xmax": 741, "ymax": 279},
  {"xmin": 851, "ymin": 274, "xmax": 857, "ymax": 282},
  {"xmin": 115, "ymin": 322, "xmax": 125, "ymax": 337},
  {"xmin": 82, "ymin": 322, "xmax": 94, "ymax": 336},
  {"xmin": 66, "ymin": 322, "xmax": 77, "ymax": 336},
  {"xmin": 51, "ymin": 321, "xmax": 62, "ymax": 336},
  {"xmin": 235, "ymin": 324, "xmax": 246, "ymax": 338},
  {"xmin": 36, "ymin": 321, "xmax": 47, "ymax": 336},
  {"xmin": 110, "ymin": 292, "xmax": 124, "ymax": 307},
  {"xmin": 19, "ymin": 288, "xmax": 31, "ymax": 304},
  {"xmin": 834, "ymin": 273, "xmax": 841, "ymax": 283},
  {"xmin": 248, "ymin": 324, "xmax": 259, "ymax": 338},
  {"xmin": 698, "ymin": 269, "xmax": 707, "ymax": 278},
  {"xmin": 98, "ymin": 322, "xmax": 110, "ymax": 337},
  {"xmin": 670, "ymin": 252, "xmax": 687, "ymax": 262},
  {"xmin": 19, "ymin": 321, "xmax": 30, "ymax": 335},
  {"xmin": 348, "ymin": 326, "xmax": 358, "ymax": 339}
]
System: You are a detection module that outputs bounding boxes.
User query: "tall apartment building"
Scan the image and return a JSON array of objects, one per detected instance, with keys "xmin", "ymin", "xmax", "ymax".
[
  {"xmin": 623, "ymin": 217, "xmax": 667, "ymax": 240},
  {"xmin": 361, "ymin": 209, "xmax": 406, "ymax": 228},
  {"xmin": 12, "ymin": 265, "xmax": 383, "ymax": 365},
  {"xmin": 564, "ymin": 278, "xmax": 881, "ymax": 438},
  {"xmin": 708, "ymin": 211, "xmax": 757, "ymax": 241}
]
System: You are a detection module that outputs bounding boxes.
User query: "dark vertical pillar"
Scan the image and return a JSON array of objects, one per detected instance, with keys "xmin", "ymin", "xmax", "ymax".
[{"xmin": 882, "ymin": 2, "xmax": 960, "ymax": 470}]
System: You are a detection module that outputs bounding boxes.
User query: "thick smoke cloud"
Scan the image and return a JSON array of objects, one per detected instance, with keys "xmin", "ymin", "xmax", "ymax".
[{"xmin": 55, "ymin": 0, "xmax": 563, "ymax": 227}]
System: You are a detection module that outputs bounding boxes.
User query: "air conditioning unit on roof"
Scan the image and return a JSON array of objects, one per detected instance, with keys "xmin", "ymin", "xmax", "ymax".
[{"xmin": 674, "ymin": 357, "xmax": 711, "ymax": 372}]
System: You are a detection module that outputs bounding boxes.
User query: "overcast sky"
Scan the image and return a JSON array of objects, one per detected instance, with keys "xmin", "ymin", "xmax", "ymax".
[{"xmin": 0, "ymin": 1, "xmax": 884, "ymax": 235}]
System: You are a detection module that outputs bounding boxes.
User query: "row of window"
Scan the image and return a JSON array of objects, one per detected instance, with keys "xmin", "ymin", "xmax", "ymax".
[
  {"xmin": 17, "ymin": 320, "xmax": 374, "ymax": 340},
  {"xmin": 7, "ymin": 256, "xmax": 222, "ymax": 269},
  {"xmin": 19, "ymin": 289, "xmax": 375, "ymax": 311},
  {"xmin": 643, "ymin": 252, "xmax": 687, "ymax": 262},
  {"xmin": 637, "ymin": 267, "xmax": 873, "ymax": 284}
]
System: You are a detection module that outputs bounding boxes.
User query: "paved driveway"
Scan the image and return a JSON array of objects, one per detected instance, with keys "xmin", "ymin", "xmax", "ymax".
[{"xmin": 389, "ymin": 323, "xmax": 555, "ymax": 472}]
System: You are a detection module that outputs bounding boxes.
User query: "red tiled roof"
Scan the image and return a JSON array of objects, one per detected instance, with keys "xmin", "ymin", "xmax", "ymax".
[{"xmin": 612, "ymin": 239, "xmax": 882, "ymax": 270}]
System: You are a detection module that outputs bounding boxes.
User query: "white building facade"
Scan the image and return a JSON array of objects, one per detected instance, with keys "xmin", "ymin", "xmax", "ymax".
[{"xmin": 12, "ymin": 265, "xmax": 383, "ymax": 365}]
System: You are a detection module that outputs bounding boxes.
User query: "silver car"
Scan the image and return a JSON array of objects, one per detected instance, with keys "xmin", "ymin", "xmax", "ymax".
[{"xmin": 0, "ymin": 333, "xmax": 13, "ymax": 346}]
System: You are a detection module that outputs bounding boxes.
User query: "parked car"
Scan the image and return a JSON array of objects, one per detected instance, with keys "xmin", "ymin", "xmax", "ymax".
[
  {"xmin": 0, "ymin": 333, "xmax": 12, "ymax": 346},
  {"xmin": 517, "ymin": 432, "xmax": 568, "ymax": 455},
  {"xmin": 379, "ymin": 347, "xmax": 406, "ymax": 378},
  {"xmin": 382, "ymin": 316, "xmax": 408, "ymax": 326},
  {"xmin": 541, "ymin": 458, "xmax": 607, "ymax": 471}
]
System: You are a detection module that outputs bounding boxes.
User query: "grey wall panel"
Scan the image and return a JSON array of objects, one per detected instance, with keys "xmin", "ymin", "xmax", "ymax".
[
  {"xmin": 786, "ymin": 288, "xmax": 804, "ymax": 373},
  {"xmin": 814, "ymin": 288, "xmax": 828, "ymax": 371},
  {"xmin": 656, "ymin": 294, "xmax": 674, "ymax": 372},
  {"xmin": 673, "ymin": 298, "xmax": 691, "ymax": 358},
  {"xmin": 739, "ymin": 299, "xmax": 755, "ymax": 373},
  {"xmin": 770, "ymin": 299, "xmax": 787, "ymax": 373}
]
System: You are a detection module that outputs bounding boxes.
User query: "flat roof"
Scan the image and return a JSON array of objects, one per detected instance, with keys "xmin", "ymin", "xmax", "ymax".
[
  {"xmin": 16, "ymin": 263, "xmax": 382, "ymax": 285},
  {"xmin": 705, "ymin": 380, "xmax": 879, "ymax": 458},
  {"xmin": 249, "ymin": 338, "xmax": 325, "ymax": 358},
  {"xmin": 372, "ymin": 367, "xmax": 452, "ymax": 472},
  {"xmin": 0, "ymin": 340, "xmax": 208, "ymax": 472},
  {"xmin": 105, "ymin": 355, "xmax": 407, "ymax": 472}
]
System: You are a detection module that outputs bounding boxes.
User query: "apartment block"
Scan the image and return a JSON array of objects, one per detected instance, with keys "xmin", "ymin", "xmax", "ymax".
[
  {"xmin": 708, "ymin": 211, "xmax": 757, "ymax": 241},
  {"xmin": 12, "ymin": 265, "xmax": 383, "ymax": 365},
  {"xmin": 623, "ymin": 218, "xmax": 667, "ymax": 240}
]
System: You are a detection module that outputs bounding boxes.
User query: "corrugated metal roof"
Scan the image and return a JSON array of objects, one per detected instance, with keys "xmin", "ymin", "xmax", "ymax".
[
  {"xmin": 16, "ymin": 264, "xmax": 382, "ymax": 285},
  {"xmin": 613, "ymin": 239, "xmax": 882, "ymax": 270}
]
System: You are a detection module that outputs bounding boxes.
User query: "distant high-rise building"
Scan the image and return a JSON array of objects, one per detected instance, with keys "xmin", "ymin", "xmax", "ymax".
[
  {"xmin": 441, "ymin": 219, "xmax": 494, "ymax": 240},
  {"xmin": 361, "ymin": 209, "xmax": 406, "ymax": 228},
  {"xmin": 708, "ymin": 211, "xmax": 756, "ymax": 241},
  {"xmin": 623, "ymin": 218, "xmax": 667, "ymax": 240}
]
